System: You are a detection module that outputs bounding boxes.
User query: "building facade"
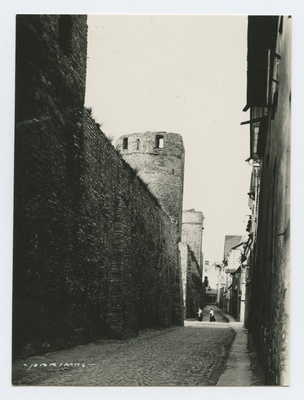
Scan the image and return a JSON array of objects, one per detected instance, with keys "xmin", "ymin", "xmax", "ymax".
[
  {"xmin": 222, "ymin": 241, "xmax": 245, "ymax": 321},
  {"xmin": 204, "ymin": 261, "xmax": 221, "ymax": 291},
  {"xmin": 241, "ymin": 15, "xmax": 291, "ymax": 385}
]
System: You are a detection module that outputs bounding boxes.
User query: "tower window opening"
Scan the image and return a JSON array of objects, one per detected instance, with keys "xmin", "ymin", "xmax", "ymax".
[
  {"xmin": 136, "ymin": 139, "xmax": 140, "ymax": 150},
  {"xmin": 156, "ymin": 135, "xmax": 164, "ymax": 148},
  {"xmin": 123, "ymin": 137, "xmax": 128, "ymax": 149}
]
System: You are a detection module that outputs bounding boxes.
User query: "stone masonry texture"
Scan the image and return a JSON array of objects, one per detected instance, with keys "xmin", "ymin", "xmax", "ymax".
[
  {"xmin": 179, "ymin": 243, "xmax": 205, "ymax": 319},
  {"xmin": 82, "ymin": 113, "xmax": 184, "ymax": 339},
  {"xmin": 14, "ymin": 14, "xmax": 88, "ymax": 359},
  {"xmin": 185, "ymin": 248, "xmax": 205, "ymax": 318},
  {"xmin": 13, "ymin": 15, "xmax": 184, "ymax": 360}
]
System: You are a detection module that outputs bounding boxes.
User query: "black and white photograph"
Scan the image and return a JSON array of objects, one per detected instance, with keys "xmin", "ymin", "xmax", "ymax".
[{"xmin": 1, "ymin": 1, "xmax": 303, "ymax": 398}]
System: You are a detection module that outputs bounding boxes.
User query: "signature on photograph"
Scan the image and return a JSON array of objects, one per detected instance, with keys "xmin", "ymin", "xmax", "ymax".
[{"xmin": 23, "ymin": 362, "xmax": 96, "ymax": 371}]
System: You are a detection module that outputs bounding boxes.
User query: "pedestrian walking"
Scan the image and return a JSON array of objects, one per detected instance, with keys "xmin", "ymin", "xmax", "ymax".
[
  {"xmin": 197, "ymin": 308, "xmax": 203, "ymax": 322},
  {"xmin": 209, "ymin": 308, "xmax": 216, "ymax": 322}
]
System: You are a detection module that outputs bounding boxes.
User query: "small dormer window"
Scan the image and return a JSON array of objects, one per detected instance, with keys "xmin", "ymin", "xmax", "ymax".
[
  {"xmin": 123, "ymin": 137, "xmax": 128, "ymax": 149},
  {"xmin": 156, "ymin": 135, "xmax": 164, "ymax": 148}
]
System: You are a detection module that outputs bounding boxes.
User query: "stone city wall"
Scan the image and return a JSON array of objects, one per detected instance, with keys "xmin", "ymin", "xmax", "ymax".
[{"xmin": 13, "ymin": 15, "xmax": 183, "ymax": 359}]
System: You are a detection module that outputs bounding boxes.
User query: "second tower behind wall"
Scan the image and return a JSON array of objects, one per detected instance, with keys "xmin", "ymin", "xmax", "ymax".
[
  {"xmin": 116, "ymin": 132, "xmax": 185, "ymax": 240},
  {"xmin": 182, "ymin": 209, "xmax": 204, "ymax": 274}
]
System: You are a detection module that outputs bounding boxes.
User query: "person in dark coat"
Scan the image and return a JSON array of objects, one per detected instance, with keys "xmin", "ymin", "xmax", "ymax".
[{"xmin": 209, "ymin": 308, "xmax": 216, "ymax": 322}]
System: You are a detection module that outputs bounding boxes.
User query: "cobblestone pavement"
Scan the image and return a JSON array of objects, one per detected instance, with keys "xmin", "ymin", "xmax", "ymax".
[
  {"xmin": 201, "ymin": 305, "xmax": 229, "ymax": 323},
  {"xmin": 13, "ymin": 321, "xmax": 236, "ymax": 387}
]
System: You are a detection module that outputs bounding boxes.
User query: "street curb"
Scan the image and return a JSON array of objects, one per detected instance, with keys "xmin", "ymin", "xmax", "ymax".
[{"xmin": 216, "ymin": 309, "xmax": 234, "ymax": 323}]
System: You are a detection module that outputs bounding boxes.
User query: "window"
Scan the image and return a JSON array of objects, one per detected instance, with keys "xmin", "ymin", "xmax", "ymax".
[
  {"xmin": 156, "ymin": 135, "xmax": 164, "ymax": 148},
  {"xmin": 136, "ymin": 139, "xmax": 140, "ymax": 150},
  {"xmin": 122, "ymin": 137, "xmax": 128, "ymax": 149}
]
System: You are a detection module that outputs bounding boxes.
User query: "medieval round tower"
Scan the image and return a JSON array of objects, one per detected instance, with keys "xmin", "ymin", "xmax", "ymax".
[{"xmin": 116, "ymin": 131, "xmax": 185, "ymax": 238}]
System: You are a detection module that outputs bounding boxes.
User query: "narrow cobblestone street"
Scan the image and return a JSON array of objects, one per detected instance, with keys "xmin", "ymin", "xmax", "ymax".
[{"xmin": 13, "ymin": 310, "xmax": 236, "ymax": 387}]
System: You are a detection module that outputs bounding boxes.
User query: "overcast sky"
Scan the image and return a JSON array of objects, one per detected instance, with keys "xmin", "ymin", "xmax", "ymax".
[{"xmin": 85, "ymin": 15, "xmax": 252, "ymax": 264}]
